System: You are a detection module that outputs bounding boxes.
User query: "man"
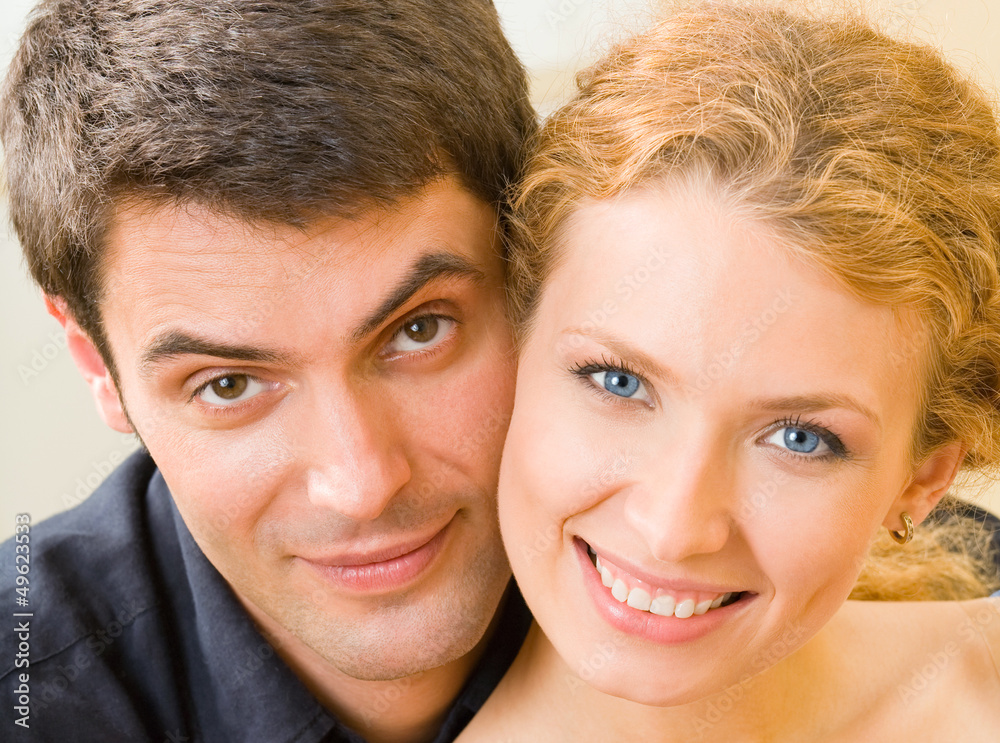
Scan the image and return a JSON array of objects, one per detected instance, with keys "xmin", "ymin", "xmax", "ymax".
[{"xmin": 0, "ymin": 1, "xmax": 536, "ymax": 740}]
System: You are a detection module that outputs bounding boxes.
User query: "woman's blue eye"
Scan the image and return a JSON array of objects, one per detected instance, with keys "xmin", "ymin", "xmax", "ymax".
[
  {"xmin": 765, "ymin": 426, "xmax": 834, "ymax": 457},
  {"xmin": 590, "ymin": 370, "xmax": 650, "ymax": 402},
  {"xmin": 604, "ymin": 371, "xmax": 639, "ymax": 397},
  {"xmin": 783, "ymin": 428, "xmax": 820, "ymax": 453}
]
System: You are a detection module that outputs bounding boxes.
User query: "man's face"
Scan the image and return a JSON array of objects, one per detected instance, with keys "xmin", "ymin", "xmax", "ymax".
[{"xmin": 95, "ymin": 178, "xmax": 515, "ymax": 679}]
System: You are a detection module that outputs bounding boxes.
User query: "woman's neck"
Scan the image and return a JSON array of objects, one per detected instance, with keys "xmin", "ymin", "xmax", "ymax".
[{"xmin": 480, "ymin": 618, "xmax": 849, "ymax": 743}]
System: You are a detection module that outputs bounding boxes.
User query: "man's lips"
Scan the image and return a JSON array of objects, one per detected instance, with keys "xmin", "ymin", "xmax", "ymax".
[
  {"xmin": 297, "ymin": 517, "xmax": 454, "ymax": 594},
  {"xmin": 303, "ymin": 519, "xmax": 453, "ymax": 567}
]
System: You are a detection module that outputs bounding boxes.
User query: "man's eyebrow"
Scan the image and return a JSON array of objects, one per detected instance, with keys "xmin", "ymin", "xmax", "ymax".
[
  {"xmin": 138, "ymin": 252, "xmax": 484, "ymax": 377},
  {"xmin": 349, "ymin": 251, "xmax": 486, "ymax": 342},
  {"xmin": 139, "ymin": 334, "xmax": 295, "ymax": 379}
]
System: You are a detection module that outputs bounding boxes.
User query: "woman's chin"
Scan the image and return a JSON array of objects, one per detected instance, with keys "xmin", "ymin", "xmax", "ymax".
[{"xmin": 560, "ymin": 651, "xmax": 753, "ymax": 708}]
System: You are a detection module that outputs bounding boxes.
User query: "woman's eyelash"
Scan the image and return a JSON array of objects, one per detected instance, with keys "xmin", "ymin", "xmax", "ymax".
[
  {"xmin": 567, "ymin": 360, "xmax": 848, "ymax": 459},
  {"xmin": 569, "ymin": 354, "xmax": 654, "ymax": 406},
  {"xmin": 570, "ymin": 354, "xmax": 645, "ymax": 381},
  {"xmin": 770, "ymin": 415, "xmax": 849, "ymax": 460}
]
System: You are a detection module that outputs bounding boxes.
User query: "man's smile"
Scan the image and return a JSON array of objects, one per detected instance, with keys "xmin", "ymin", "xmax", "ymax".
[{"xmin": 296, "ymin": 516, "xmax": 456, "ymax": 594}]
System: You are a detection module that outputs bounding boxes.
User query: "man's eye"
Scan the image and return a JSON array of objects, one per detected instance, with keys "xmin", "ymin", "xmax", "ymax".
[
  {"xmin": 384, "ymin": 315, "xmax": 456, "ymax": 355},
  {"xmin": 195, "ymin": 374, "xmax": 268, "ymax": 407},
  {"xmin": 589, "ymin": 370, "xmax": 651, "ymax": 402}
]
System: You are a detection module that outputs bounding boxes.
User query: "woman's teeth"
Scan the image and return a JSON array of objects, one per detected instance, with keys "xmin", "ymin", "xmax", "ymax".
[{"xmin": 592, "ymin": 551, "xmax": 739, "ymax": 619}]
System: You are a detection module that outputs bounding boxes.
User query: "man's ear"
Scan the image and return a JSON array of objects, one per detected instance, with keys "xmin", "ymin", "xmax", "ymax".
[
  {"xmin": 45, "ymin": 296, "xmax": 133, "ymax": 434},
  {"xmin": 885, "ymin": 442, "xmax": 966, "ymax": 531}
]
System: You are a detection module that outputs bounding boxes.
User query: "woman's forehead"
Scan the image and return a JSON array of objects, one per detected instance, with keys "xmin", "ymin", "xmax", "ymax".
[{"xmin": 534, "ymin": 183, "xmax": 931, "ymax": 421}]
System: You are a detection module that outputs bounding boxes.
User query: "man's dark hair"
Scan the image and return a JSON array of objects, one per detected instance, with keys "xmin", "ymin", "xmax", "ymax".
[{"xmin": 1, "ymin": 0, "xmax": 535, "ymax": 368}]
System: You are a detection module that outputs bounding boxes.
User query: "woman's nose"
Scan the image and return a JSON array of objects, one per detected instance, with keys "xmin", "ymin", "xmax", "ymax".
[{"xmin": 622, "ymin": 436, "xmax": 734, "ymax": 563}]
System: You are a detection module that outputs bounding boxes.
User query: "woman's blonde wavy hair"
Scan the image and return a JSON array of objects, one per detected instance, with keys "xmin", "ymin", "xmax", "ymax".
[{"xmin": 507, "ymin": 1, "xmax": 1000, "ymax": 599}]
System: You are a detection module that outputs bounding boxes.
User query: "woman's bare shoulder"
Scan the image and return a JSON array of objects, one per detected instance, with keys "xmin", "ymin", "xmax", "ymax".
[
  {"xmin": 917, "ymin": 598, "xmax": 1000, "ymax": 738},
  {"xmin": 835, "ymin": 600, "xmax": 999, "ymax": 689},
  {"xmin": 821, "ymin": 599, "xmax": 1000, "ymax": 740},
  {"xmin": 955, "ymin": 597, "xmax": 1000, "ymax": 681}
]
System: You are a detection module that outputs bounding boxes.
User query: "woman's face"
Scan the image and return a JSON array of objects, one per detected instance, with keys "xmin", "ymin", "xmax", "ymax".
[{"xmin": 499, "ymin": 181, "xmax": 945, "ymax": 705}]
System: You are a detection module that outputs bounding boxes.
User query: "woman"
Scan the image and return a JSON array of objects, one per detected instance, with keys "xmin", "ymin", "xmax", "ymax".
[{"xmin": 460, "ymin": 3, "xmax": 1000, "ymax": 740}]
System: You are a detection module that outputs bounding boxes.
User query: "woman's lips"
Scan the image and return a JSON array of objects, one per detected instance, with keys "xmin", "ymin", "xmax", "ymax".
[
  {"xmin": 575, "ymin": 538, "xmax": 753, "ymax": 645},
  {"xmin": 592, "ymin": 548, "xmax": 742, "ymax": 617},
  {"xmin": 298, "ymin": 518, "xmax": 453, "ymax": 594}
]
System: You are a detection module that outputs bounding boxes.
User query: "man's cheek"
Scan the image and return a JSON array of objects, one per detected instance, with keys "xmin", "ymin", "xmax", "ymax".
[
  {"xmin": 167, "ymin": 461, "xmax": 267, "ymax": 551},
  {"xmin": 464, "ymin": 357, "xmax": 516, "ymax": 439},
  {"xmin": 421, "ymin": 369, "xmax": 512, "ymax": 456}
]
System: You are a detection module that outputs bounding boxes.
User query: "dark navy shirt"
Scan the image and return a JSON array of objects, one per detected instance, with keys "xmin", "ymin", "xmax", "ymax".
[{"xmin": 1, "ymin": 450, "xmax": 531, "ymax": 742}]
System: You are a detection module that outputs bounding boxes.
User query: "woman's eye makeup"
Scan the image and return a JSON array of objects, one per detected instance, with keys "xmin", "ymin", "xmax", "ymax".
[
  {"xmin": 571, "ymin": 357, "xmax": 652, "ymax": 404},
  {"xmin": 193, "ymin": 373, "xmax": 270, "ymax": 407},
  {"xmin": 567, "ymin": 355, "xmax": 848, "ymax": 459},
  {"xmin": 763, "ymin": 417, "xmax": 848, "ymax": 460},
  {"xmin": 382, "ymin": 314, "xmax": 458, "ymax": 356}
]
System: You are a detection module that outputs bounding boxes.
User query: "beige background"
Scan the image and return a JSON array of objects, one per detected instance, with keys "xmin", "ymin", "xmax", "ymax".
[{"xmin": 2, "ymin": 0, "xmax": 1000, "ymax": 540}]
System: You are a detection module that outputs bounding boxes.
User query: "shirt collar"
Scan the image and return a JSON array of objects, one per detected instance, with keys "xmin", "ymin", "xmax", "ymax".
[{"xmin": 153, "ymin": 470, "xmax": 343, "ymax": 742}]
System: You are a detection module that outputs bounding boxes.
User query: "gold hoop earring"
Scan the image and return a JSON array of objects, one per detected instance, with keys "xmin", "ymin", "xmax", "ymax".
[{"xmin": 889, "ymin": 512, "xmax": 914, "ymax": 545}]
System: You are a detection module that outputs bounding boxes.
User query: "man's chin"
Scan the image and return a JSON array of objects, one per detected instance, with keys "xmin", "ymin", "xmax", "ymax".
[
  {"xmin": 240, "ymin": 560, "xmax": 511, "ymax": 681},
  {"xmin": 289, "ymin": 599, "xmax": 499, "ymax": 681}
]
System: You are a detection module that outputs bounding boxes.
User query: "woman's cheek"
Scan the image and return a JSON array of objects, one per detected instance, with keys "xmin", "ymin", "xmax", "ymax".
[
  {"xmin": 499, "ymin": 410, "xmax": 558, "ymax": 570},
  {"xmin": 500, "ymin": 402, "xmax": 613, "ymax": 572}
]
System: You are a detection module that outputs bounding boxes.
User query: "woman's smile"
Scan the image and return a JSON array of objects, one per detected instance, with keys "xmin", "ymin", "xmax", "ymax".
[{"xmin": 584, "ymin": 541, "xmax": 747, "ymax": 618}]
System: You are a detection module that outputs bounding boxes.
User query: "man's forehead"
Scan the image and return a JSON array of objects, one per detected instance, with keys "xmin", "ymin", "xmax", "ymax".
[
  {"xmin": 132, "ymin": 251, "xmax": 490, "ymax": 379},
  {"xmin": 102, "ymin": 178, "xmax": 498, "ymax": 272},
  {"xmin": 96, "ymin": 182, "xmax": 503, "ymax": 368}
]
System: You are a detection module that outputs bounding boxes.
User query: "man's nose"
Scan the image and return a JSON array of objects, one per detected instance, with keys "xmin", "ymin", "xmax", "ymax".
[
  {"xmin": 303, "ymin": 392, "xmax": 412, "ymax": 521},
  {"xmin": 622, "ymin": 433, "xmax": 733, "ymax": 563}
]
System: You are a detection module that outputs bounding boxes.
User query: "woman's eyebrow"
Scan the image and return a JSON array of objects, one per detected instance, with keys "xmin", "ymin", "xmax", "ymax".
[
  {"xmin": 749, "ymin": 395, "xmax": 882, "ymax": 430},
  {"xmin": 560, "ymin": 326, "xmax": 678, "ymax": 385},
  {"xmin": 561, "ymin": 326, "xmax": 883, "ymax": 429}
]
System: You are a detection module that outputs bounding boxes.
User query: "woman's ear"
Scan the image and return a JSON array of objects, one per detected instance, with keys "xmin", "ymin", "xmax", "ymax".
[
  {"xmin": 45, "ymin": 295, "xmax": 133, "ymax": 434},
  {"xmin": 885, "ymin": 442, "xmax": 966, "ymax": 531}
]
